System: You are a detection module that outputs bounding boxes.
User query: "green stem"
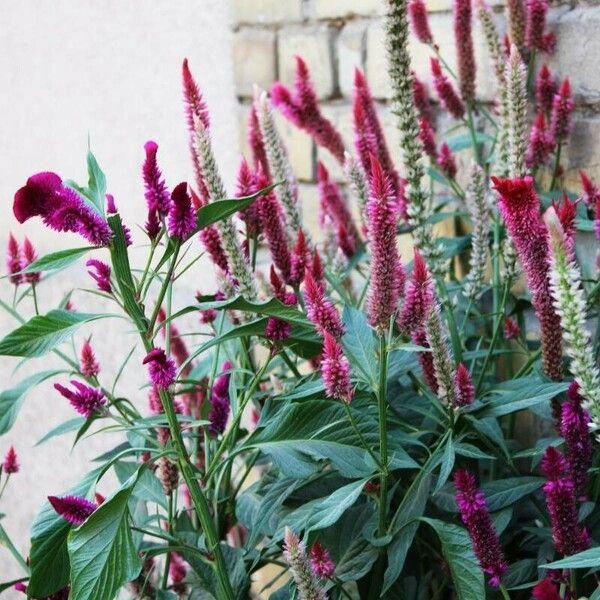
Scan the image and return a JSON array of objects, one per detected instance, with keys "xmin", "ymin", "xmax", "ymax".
[
  {"xmin": 499, "ymin": 583, "xmax": 511, "ymax": 600},
  {"xmin": 343, "ymin": 401, "xmax": 382, "ymax": 469},
  {"xmin": 550, "ymin": 142, "xmax": 563, "ymax": 191},
  {"xmin": 437, "ymin": 280, "xmax": 462, "ymax": 364},
  {"xmin": 31, "ymin": 283, "xmax": 39, "ymax": 315},
  {"xmin": 147, "ymin": 241, "xmax": 181, "ymax": 335},
  {"xmin": 161, "ymin": 491, "xmax": 174, "ymax": 589},
  {"xmin": 466, "ymin": 107, "xmax": 481, "ymax": 166}
]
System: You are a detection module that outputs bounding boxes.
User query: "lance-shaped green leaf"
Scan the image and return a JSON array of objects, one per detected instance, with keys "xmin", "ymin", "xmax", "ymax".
[
  {"xmin": 341, "ymin": 306, "xmax": 378, "ymax": 386},
  {"xmin": 542, "ymin": 547, "xmax": 600, "ymax": 570},
  {"xmin": 16, "ymin": 247, "xmax": 94, "ymax": 275}
]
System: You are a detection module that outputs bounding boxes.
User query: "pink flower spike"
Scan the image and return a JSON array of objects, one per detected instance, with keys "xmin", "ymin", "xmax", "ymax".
[
  {"xmin": 168, "ymin": 182, "xmax": 196, "ymax": 240},
  {"xmin": 304, "ymin": 269, "xmax": 345, "ymax": 338},
  {"xmin": 430, "ymin": 58, "xmax": 465, "ymax": 119},
  {"xmin": 143, "ymin": 348, "xmax": 176, "ymax": 390},
  {"xmin": 438, "ymin": 143, "xmax": 457, "ymax": 179},
  {"xmin": 247, "ymin": 105, "xmax": 270, "ymax": 178},
  {"xmin": 398, "ymin": 249, "xmax": 434, "ymax": 334},
  {"xmin": 551, "ymin": 194, "xmax": 577, "ymax": 260},
  {"xmin": 580, "ymin": 170, "xmax": 600, "ymax": 207},
  {"xmin": 532, "ymin": 578, "xmax": 561, "ymax": 600},
  {"xmin": 54, "ymin": 381, "xmax": 106, "ymax": 417},
  {"xmin": 48, "ymin": 495, "xmax": 97, "ymax": 525},
  {"xmin": 454, "ymin": 362, "xmax": 475, "ymax": 406},
  {"xmin": 105, "ymin": 193, "xmax": 117, "ymax": 214},
  {"xmin": 321, "ymin": 332, "xmax": 353, "ymax": 403},
  {"xmin": 191, "ymin": 189, "xmax": 230, "ymax": 274},
  {"xmin": 310, "ymin": 542, "xmax": 336, "ymax": 578},
  {"xmin": 209, "ymin": 361, "xmax": 232, "ymax": 435},
  {"xmin": 6, "ymin": 233, "xmax": 22, "ymax": 285},
  {"xmin": 311, "ymin": 248, "xmax": 325, "ymax": 284},
  {"xmin": 504, "ymin": 316, "xmax": 520, "ymax": 340},
  {"xmin": 143, "ymin": 141, "xmax": 170, "ymax": 218},
  {"xmin": 3, "ymin": 446, "xmax": 19, "ymax": 474},
  {"xmin": 290, "ymin": 229, "xmax": 310, "ymax": 286},
  {"xmin": 526, "ymin": 111, "xmax": 555, "ymax": 170},
  {"xmin": 550, "ymin": 78, "xmax": 574, "ymax": 143},
  {"xmin": 22, "ymin": 237, "xmax": 40, "ymax": 284},
  {"xmin": 525, "ymin": 0, "xmax": 549, "ymax": 52},
  {"xmin": 418, "ymin": 117, "xmax": 437, "ymax": 158},
  {"xmin": 80, "ymin": 339, "xmax": 100, "ymax": 378},
  {"xmin": 412, "ymin": 74, "xmax": 435, "ymax": 124},
  {"xmin": 409, "ymin": 0, "xmax": 433, "ymax": 43},
  {"xmin": 86, "ymin": 259, "xmax": 112, "ymax": 294},
  {"xmin": 182, "ymin": 58, "xmax": 209, "ymax": 132},
  {"xmin": 535, "ymin": 64, "xmax": 557, "ymax": 113},
  {"xmin": 236, "ymin": 158, "xmax": 262, "ymax": 237},
  {"xmin": 413, "ymin": 327, "xmax": 438, "ymax": 393},
  {"xmin": 454, "ymin": 0, "xmax": 477, "ymax": 105}
]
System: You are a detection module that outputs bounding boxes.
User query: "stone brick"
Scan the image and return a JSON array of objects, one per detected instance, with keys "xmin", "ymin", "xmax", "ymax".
[
  {"xmin": 338, "ymin": 21, "xmax": 367, "ymax": 98},
  {"xmin": 312, "ymin": 0, "xmax": 384, "ymax": 20},
  {"xmin": 231, "ymin": 0, "xmax": 303, "ymax": 26},
  {"xmin": 232, "ymin": 28, "xmax": 276, "ymax": 98},
  {"xmin": 564, "ymin": 114, "xmax": 600, "ymax": 183},
  {"xmin": 427, "ymin": 0, "xmax": 504, "ymax": 11},
  {"xmin": 297, "ymin": 183, "xmax": 322, "ymax": 239},
  {"xmin": 278, "ymin": 25, "xmax": 336, "ymax": 99}
]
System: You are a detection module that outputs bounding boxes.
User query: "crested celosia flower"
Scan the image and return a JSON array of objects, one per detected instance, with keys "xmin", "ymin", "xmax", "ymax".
[
  {"xmin": 413, "ymin": 327, "xmax": 439, "ymax": 394},
  {"xmin": 409, "ymin": 0, "xmax": 433, "ymax": 43},
  {"xmin": 536, "ymin": 64, "xmax": 557, "ymax": 113},
  {"xmin": 412, "ymin": 73, "xmax": 435, "ymax": 125},
  {"xmin": 321, "ymin": 332, "xmax": 353, "ymax": 403},
  {"xmin": 143, "ymin": 141, "xmax": 171, "ymax": 220},
  {"xmin": 454, "ymin": 0, "xmax": 477, "ymax": 105},
  {"xmin": 168, "ymin": 182, "xmax": 196, "ymax": 240},
  {"xmin": 22, "ymin": 237, "xmax": 40, "ymax": 284},
  {"xmin": 526, "ymin": 111, "xmax": 555, "ymax": 170},
  {"xmin": 561, "ymin": 382, "xmax": 593, "ymax": 496},
  {"xmin": 544, "ymin": 206, "xmax": 600, "ymax": 432},
  {"xmin": 80, "ymin": 339, "xmax": 100, "ymax": 378},
  {"xmin": 272, "ymin": 56, "xmax": 345, "ymax": 164},
  {"xmin": 532, "ymin": 578, "xmax": 561, "ymax": 600},
  {"xmin": 506, "ymin": 0, "xmax": 526, "ymax": 51},
  {"xmin": 209, "ymin": 361, "xmax": 232, "ymax": 435},
  {"xmin": 304, "ymin": 269, "xmax": 345, "ymax": 338},
  {"xmin": 283, "ymin": 528, "xmax": 327, "ymax": 600},
  {"xmin": 14, "ymin": 172, "xmax": 112, "ymax": 246},
  {"xmin": 86, "ymin": 259, "xmax": 112, "ymax": 294},
  {"xmin": 454, "ymin": 470, "xmax": 508, "ymax": 586},
  {"xmin": 54, "ymin": 381, "xmax": 106, "ymax": 417},
  {"xmin": 454, "ymin": 362, "xmax": 475, "ymax": 406},
  {"xmin": 506, "ymin": 45, "xmax": 528, "ymax": 177},
  {"xmin": 492, "ymin": 176, "xmax": 563, "ymax": 380},
  {"xmin": 236, "ymin": 158, "xmax": 262, "ymax": 237},
  {"xmin": 418, "ymin": 116, "xmax": 437, "ymax": 159},
  {"xmin": 310, "ymin": 543, "xmax": 336, "ymax": 579},
  {"xmin": 542, "ymin": 446, "xmax": 590, "ymax": 555},
  {"xmin": 289, "ymin": 229, "xmax": 310, "ymax": 286},
  {"xmin": 525, "ymin": 0, "xmax": 549, "ymax": 51},
  {"xmin": 343, "ymin": 152, "xmax": 369, "ymax": 228},
  {"xmin": 430, "ymin": 58, "xmax": 465, "ymax": 119},
  {"xmin": 3, "ymin": 446, "xmax": 19, "ymax": 474},
  {"xmin": 143, "ymin": 348, "xmax": 177, "ymax": 390},
  {"xmin": 247, "ymin": 105, "xmax": 270, "ymax": 178},
  {"xmin": 398, "ymin": 249, "xmax": 434, "ymax": 334},
  {"xmin": 437, "ymin": 143, "xmax": 457, "ymax": 179},
  {"xmin": 48, "ymin": 495, "xmax": 97, "ymax": 525},
  {"xmin": 504, "ymin": 316, "xmax": 520, "ymax": 340},
  {"xmin": 6, "ymin": 233, "xmax": 22, "ymax": 285},
  {"xmin": 550, "ymin": 78, "xmax": 574, "ymax": 144},
  {"xmin": 366, "ymin": 157, "xmax": 404, "ymax": 331}
]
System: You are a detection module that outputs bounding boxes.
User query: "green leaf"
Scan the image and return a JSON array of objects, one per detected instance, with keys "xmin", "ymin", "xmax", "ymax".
[
  {"xmin": 17, "ymin": 247, "xmax": 94, "ymax": 275},
  {"xmin": 114, "ymin": 461, "xmax": 168, "ymax": 509},
  {"xmin": 68, "ymin": 469, "xmax": 144, "ymax": 600},
  {"xmin": 503, "ymin": 558, "xmax": 538, "ymax": 588},
  {"xmin": 420, "ymin": 518, "xmax": 485, "ymax": 600},
  {"xmin": 341, "ymin": 306, "xmax": 378, "ymax": 386},
  {"xmin": 35, "ymin": 417, "xmax": 86, "ymax": 446},
  {"xmin": 445, "ymin": 131, "xmax": 494, "ymax": 152},
  {"xmin": 542, "ymin": 546, "xmax": 600, "ymax": 569},
  {"xmin": 0, "ymin": 370, "xmax": 63, "ymax": 435},
  {"xmin": 482, "ymin": 477, "xmax": 545, "ymax": 511},
  {"xmin": 85, "ymin": 150, "xmax": 107, "ymax": 216},
  {"xmin": 0, "ymin": 310, "xmax": 109, "ymax": 357},
  {"xmin": 434, "ymin": 437, "xmax": 455, "ymax": 494}
]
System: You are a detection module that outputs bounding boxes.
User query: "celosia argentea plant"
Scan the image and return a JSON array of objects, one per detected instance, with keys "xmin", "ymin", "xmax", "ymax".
[{"xmin": 2, "ymin": 0, "xmax": 600, "ymax": 598}]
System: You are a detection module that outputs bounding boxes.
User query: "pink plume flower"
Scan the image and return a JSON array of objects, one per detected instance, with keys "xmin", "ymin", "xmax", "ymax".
[
  {"xmin": 236, "ymin": 158, "xmax": 262, "ymax": 237},
  {"xmin": 438, "ymin": 143, "xmax": 458, "ymax": 179},
  {"xmin": 143, "ymin": 348, "xmax": 176, "ymax": 390},
  {"xmin": 542, "ymin": 446, "xmax": 590, "ymax": 555},
  {"xmin": 143, "ymin": 141, "xmax": 170, "ymax": 219},
  {"xmin": 492, "ymin": 176, "xmax": 563, "ymax": 380},
  {"xmin": 304, "ymin": 269, "xmax": 345, "ymax": 338},
  {"xmin": 3, "ymin": 446, "xmax": 19, "ymax": 474},
  {"xmin": 310, "ymin": 542, "xmax": 336, "ymax": 578},
  {"xmin": 14, "ymin": 172, "xmax": 111, "ymax": 246},
  {"xmin": 580, "ymin": 170, "xmax": 600, "ymax": 208},
  {"xmin": 552, "ymin": 194, "xmax": 578, "ymax": 260},
  {"xmin": 412, "ymin": 74, "xmax": 435, "ymax": 124},
  {"xmin": 310, "ymin": 248, "xmax": 325, "ymax": 285},
  {"xmin": 418, "ymin": 117, "xmax": 437, "ymax": 158},
  {"xmin": 266, "ymin": 266, "xmax": 296, "ymax": 341},
  {"xmin": 532, "ymin": 578, "xmax": 561, "ymax": 600},
  {"xmin": 247, "ymin": 105, "xmax": 270, "ymax": 178},
  {"xmin": 366, "ymin": 157, "xmax": 403, "ymax": 331},
  {"xmin": 209, "ymin": 362, "xmax": 232, "ymax": 435},
  {"xmin": 106, "ymin": 193, "xmax": 117, "ymax": 214},
  {"xmin": 409, "ymin": 0, "xmax": 434, "ymax": 43},
  {"xmin": 271, "ymin": 56, "xmax": 345, "ymax": 164},
  {"xmin": 169, "ymin": 552, "xmax": 188, "ymax": 594},
  {"xmin": 86, "ymin": 259, "xmax": 112, "ymax": 294},
  {"xmin": 504, "ymin": 317, "xmax": 520, "ymax": 340},
  {"xmin": 525, "ymin": 0, "xmax": 550, "ymax": 52},
  {"xmin": 398, "ymin": 250, "xmax": 434, "ymax": 334},
  {"xmin": 454, "ymin": 0, "xmax": 477, "ymax": 105},
  {"xmin": 182, "ymin": 58, "xmax": 209, "ymax": 132},
  {"xmin": 6, "ymin": 233, "xmax": 22, "ymax": 285},
  {"xmin": 14, "ymin": 583, "xmax": 27, "ymax": 594},
  {"xmin": 526, "ymin": 111, "xmax": 555, "ymax": 170},
  {"xmin": 290, "ymin": 229, "xmax": 310, "ymax": 286},
  {"xmin": 22, "ymin": 237, "xmax": 40, "ymax": 284},
  {"xmin": 550, "ymin": 78, "xmax": 574, "ymax": 143},
  {"xmin": 54, "ymin": 381, "xmax": 106, "ymax": 417},
  {"xmin": 454, "ymin": 362, "xmax": 475, "ymax": 406},
  {"xmin": 168, "ymin": 182, "xmax": 196, "ymax": 240},
  {"xmin": 454, "ymin": 469, "xmax": 508, "ymax": 586},
  {"xmin": 48, "ymin": 495, "xmax": 97, "ymax": 525},
  {"xmin": 535, "ymin": 64, "xmax": 557, "ymax": 113},
  {"xmin": 80, "ymin": 339, "xmax": 100, "ymax": 378},
  {"xmin": 431, "ymin": 58, "xmax": 465, "ymax": 119},
  {"xmin": 321, "ymin": 332, "xmax": 353, "ymax": 403}
]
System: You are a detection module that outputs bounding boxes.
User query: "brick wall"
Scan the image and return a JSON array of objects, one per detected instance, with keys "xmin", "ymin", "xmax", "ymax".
[{"xmin": 231, "ymin": 0, "xmax": 600, "ymax": 218}]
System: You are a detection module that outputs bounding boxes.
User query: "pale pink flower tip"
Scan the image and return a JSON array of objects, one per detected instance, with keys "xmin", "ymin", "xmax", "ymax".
[
  {"xmin": 321, "ymin": 331, "xmax": 353, "ymax": 403},
  {"xmin": 3, "ymin": 446, "xmax": 19, "ymax": 474},
  {"xmin": 48, "ymin": 494, "xmax": 97, "ymax": 525},
  {"xmin": 310, "ymin": 542, "xmax": 336, "ymax": 578},
  {"xmin": 143, "ymin": 348, "xmax": 177, "ymax": 390},
  {"xmin": 80, "ymin": 339, "xmax": 100, "ymax": 378}
]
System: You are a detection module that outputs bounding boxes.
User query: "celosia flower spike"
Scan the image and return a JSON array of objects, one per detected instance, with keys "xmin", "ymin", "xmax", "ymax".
[
  {"xmin": 80, "ymin": 339, "xmax": 100, "ymax": 378},
  {"xmin": 209, "ymin": 361, "xmax": 232, "ymax": 435},
  {"xmin": 532, "ymin": 578, "xmax": 561, "ymax": 600},
  {"xmin": 3, "ymin": 446, "xmax": 19, "ymax": 474},
  {"xmin": 143, "ymin": 348, "xmax": 177, "ymax": 390},
  {"xmin": 168, "ymin": 182, "xmax": 196, "ymax": 240},
  {"xmin": 536, "ymin": 64, "xmax": 557, "ymax": 113},
  {"xmin": 266, "ymin": 266, "xmax": 296, "ymax": 341},
  {"xmin": 430, "ymin": 58, "xmax": 465, "ymax": 119},
  {"xmin": 506, "ymin": 0, "xmax": 526, "ymax": 51},
  {"xmin": 54, "ymin": 381, "xmax": 106, "ymax": 417},
  {"xmin": 438, "ymin": 143, "xmax": 457, "ymax": 179},
  {"xmin": 289, "ymin": 229, "xmax": 310, "ymax": 286},
  {"xmin": 310, "ymin": 543, "xmax": 336, "ymax": 579},
  {"xmin": 454, "ymin": 0, "xmax": 477, "ymax": 105},
  {"xmin": 321, "ymin": 332, "xmax": 353, "ymax": 403},
  {"xmin": 398, "ymin": 249, "xmax": 434, "ymax": 334},
  {"xmin": 526, "ymin": 111, "xmax": 555, "ymax": 170},
  {"xmin": 6, "ymin": 233, "xmax": 22, "ymax": 285},
  {"xmin": 304, "ymin": 268, "xmax": 345, "ymax": 338},
  {"xmin": 22, "ymin": 237, "xmax": 40, "ymax": 284},
  {"xmin": 48, "ymin": 495, "xmax": 97, "ymax": 525},
  {"xmin": 506, "ymin": 45, "xmax": 528, "ymax": 177},
  {"xmin": 504, "ymin": 316, "xmax": 520, "ymax": 340},
  {"xmin": 235, "ymin": 158, "xmax": 262, "ymax": 237},
  {"xmin": 247, "ymin": 105, "xmax": 270, "ymax": 177},
  {"xmin": 409, "ymin": 0, "xmax": 433, "ymax": 44},
  {"xmin": 418, "ymin": 117, "xmax": 437, "ymax": 159},
  {"xmin": 550, "ymin": 78, "xmax": 574, "ymax": 144},
  {"xmin": 142, "ymin": 141, "xmax": 171, "ymax": 219},
  {"xmin": 454, "ymin": 469, "xmax": 508, "ymax": 586},
  {"xmin": 182, "ymin": 58, "xmax": 209, "ymax": 132},
  {"xmin": 86, "ymin": 259, "xmax": 112, "ymax": 294},
  {"xmin": 525, "ymin": 0, "xmax": 550, "ymax": 52},
  {"xmin": 413, "ymin": 327, "xmax": 439, "ymax": 393},
  {"xmin": 454, "ymin": 362, "xmax": 475, "ymax": 406},
  {"xmin": 343, "ymin": 152, "xmax": 369, "ymax": 228},
  {"xmin": 283, "ymin": 528, "xmax": 327, "ymax": 600},
  {"xmin": 580, "ymin": 170, "xmax": 600, "ymax": 207},
  {"xmin": 412, "ymin": 74, "xmax": 435, "ymax": 124}
]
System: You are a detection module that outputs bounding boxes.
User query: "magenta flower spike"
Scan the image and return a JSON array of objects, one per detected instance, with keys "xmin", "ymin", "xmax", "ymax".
[
  {"xmin": 289, "ymin": 229, "xmax": 310, "ymax": 286},
  {"xmin": 430, "ymin": 58, "xmax": 465, "ymax": 119},
  {"xmin": 209, "ymin": 361, "xmax": 232, "ymax": 435},
  {"xmin": 526, "ymin": 111, "xmax": 555, "ymax": 169},
  {"xmin": 366, "ymin": 156, "xmax": 403, "ymax": 331},
  {"xmin": 54, "ymin": 381, "xmax": 106, "ymax": 417},
  {"xmin": 311, "ymin": 248, "xmax": 325, "ymax": 286},
  {"xmin": 409, "ymin": 0, "xmax": 434, "ymax": 43},
  {"xmin": 525, "ymin": 0, "xmax": 550, "ymax": 52},
  {"xmin": 454, "ymin": 362, "xmax": 475, "ymax": 406},
  {"xmin": 6, "ymin": 233, "xmax": 22, "ymax": 286},
  {"xmin": 3, "ymin": 446, "xmax": 19, "ymax": 474},
  {"xmin": 48, "ymin": 495, "xmax": 97, "ymax": 525},
  {"xmin": 182, "ymin": 58, "xmax": 210, "ymax": 133},
  {"xmin": 413, "ymin": 327, "xmax": 439, "ymax": 393},
  {"xmin": 552, "ymin": 194, "xmax": 578, "ymax": 260},
  {"xmin": 235, "ymin": 158, "xmax": 262, "ymax": 237},
  {"xmin": 321, "ymin": 332, "xmax": 353, "ymax": 403},
  {"xmin": 271, "ymin": 56, "xmax": 345, "ymax": 164},
  {"xmin": 535, "ymin": 64, "xmax": 557, "ymax": 113},
  {"xmin": 504, "ymin": 316, "xmax": 521, "ymax": 340},
  {"xmin": 412, "ymin": 74, "xmax": 435, "ymax": 124},
  {"xmin": 532, "ymin": 578, "xmax": 561, "ymax": 600},
  {"xmin": 492, "ymin": 176, "xmax": 563, "ymax": 380},
  {"xmin": 143, "ymin": 141, "xmax": 171, "ymax": 219},
  {"xmin": 266, "ymin": 266, "xmax": 296, "ymax": 341},
  {"xmin": 542, "ymin": 446, "xmax": 590, "ymax": 555},
  {"xmin": 550, "ymin": 78, "xmax": 574, "ymax": 144},
  {"xmin": 143, "ymin": 348, "xmax": 176, "ymax": 390},
  {"xmin": 310, "ymin": 542, "xmax": 336, "ymax": 579},
  {"xmin": 80, "ymin": 339, "xmax": 100, "ymax": 378},
  {"xmin": 418, "ymin": 116, "xmax": 437, "ymax": 159},
  {"xmin": 438, "ymin": 143, "xmax": 458, "ymax": 179},
  {"xmin": 22, "ymin": 237, "xmax": 40, "ymax": 284},
  {"xmin": 168, "ymin": 182, "xmax": 196, "ymax": 240},
  {"xmin": 398, "ymin": 250, "xmax": 434, "ymax": 334},
  {"xmin": 86, "ymin": 259, "xmax": 112, "ymax": 294},
  {"xmin": 580, "ymin": 170, "xmax": 600, "ymax": 207},
  {"xmin": 247, "ymin": 105, "xmax": 270, "ymax": 178},
  {"xmin": 454, "ymin": 469, "xmax": 508, "ymax": 586},
  {"xmin": 283, "ymin": 528, "xmax": 328, "ymax": 600},
  {"xmin": 304, "ymin": 269, "xmax": 345, "ymax": 338},
  {"xmin": 453, "ymin": 0, "xmax": 477, "ymax": 105}
]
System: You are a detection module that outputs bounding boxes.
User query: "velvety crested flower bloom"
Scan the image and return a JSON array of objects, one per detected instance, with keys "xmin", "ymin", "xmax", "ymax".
[
  {"xmin": 504, "ymin": 316, "xmax": 520, "ymax": 340},
  {"xmin": 3, "ymin": 446, "xmax": 19, "ymax": 474},
  {"xmin": 506, "ymin": 0, "xmax": 526, "ymax": 50},
  {"xmin": 398, "ymin": 250, "xmax": 434, "ymax": 334},
  {"xmin": 283, "ymin": 528, "xmax": 327, "ymax": 600},
  {"xmin": 48, "ymin": 495, "xmax": 97, "ymax": 525},
  {"xmin": 506, "ymin": 45, "xmax": 528, "ymax": 177},
  {"xmin": 366, "ymin": 158, "xmax": 404, "ymax": 331},
  {"xmin": 418, "ymin": 116, "xmax": 437, "ymax": 158},
  {"xmin": 209, "ymin": 362, "xmax": 231, "ymax": 435},
  {"xmin": 454, "ymin": 363, "xmax": 475, "ymax": 406},
  {"xmin": 54, "ymin": 381, "xmax": 106, "ymax": 417},
  {"xmin": 80, "ymin": 339, "xmax": 100, "ymax": 378},
  {"xmin": 454, "ymin": 0, "xmax": 477, "ymax": 104},
  {"xmin": 542, "ymin": 447, "xmax": 590, "ymax": 555},
  {"xmin": 412, "ymin": 74, "xmax": 435, "ymax": 124},
  {"xmin": 561, "ymin": 382, "xmax": 592, "ymax": 496},
  {"xmin": 304, "ymin": 269, "xmax": 345, "ymax": 338},
  {"xmin": 425, "ymin": 303, "xmax": 457, "ymax": 406},
  {"xmin": 493, "ymin": 176, "xmax": 563, "ymax": 380},
  {"xmin": 454, "ymin": 470, "xmax": 508, "ymax": 586},
  {"xmin": 6, "ymin": 233, "xmax": 22, "ymax": 285},
  {"xmin": 409, "ymin": 0, "xmax": 433, "ymax": 43},
  {"xmin": 525, "ymin": 0, "xmax": 549, "ymax": 51},
  {"xmin": 86, "ymin": 259, "xmax": 112, "ymax": 294},
  {"xmin": 248, "ymin": 105, "xmax": 270, "ymax": 177},
  {"xmin": 143, "ymin": 141, "xmax": 171, "ymax": 219},
  {"xmin": 289, "ymin": 229, "xmax": 310, "ymax": 286},
  {"xmin": 532, "ymin": 578, "xmax": 561, "ymax": 600},
  {"xmin": 22, "ymin": 237, "xmax": 40, "ymax": 284},
  {"xmin": 526, "ymin": 111, "xmax": 555, "ymax": 169},
  {"xmin": 431, "ymin": 58, "xmax": 465, "ymax": 119},
  {"xmin": 14, "ymin": 172, "xmax": 112, "ymax": 246},
  {"xmin": 236, "ymin": 158, "xmax": 262, "ymax": 237},
  {"xmin": 438, "ymin": 143, "xmax": 457, "ymax": 179},
  {"xmin": 536, "ymin": 64, "xmax": 557, "ymax": 113},
  {"xmin": 168, "ymin": 182, "xmax": 196, "ymax": 240},
  {"xmin": 413, "ymin": 327, "xmax": 439, "ymax": 393},
  {"xmin": 321, "ymin": 332, "xmax": 353, "ymax": 403},
  {"xmin": 310, "ymin": 543, "xmax": 336, "ymax": 579},
  {"xmin": 272, "ymin": 56, "xmax": 345, "ymax": 164},
  {"xmin": 550, "ymin": 78, "xmax": 574, "ymax": 143},
  {"xmin": 143, "ymin": 348, "xmax": 177, "ymax": 390}
]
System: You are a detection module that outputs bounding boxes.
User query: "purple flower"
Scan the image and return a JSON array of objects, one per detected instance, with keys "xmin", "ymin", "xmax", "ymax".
[
  {"xmin": 304, "ymin": 269, "xmax": 345, "ymax": 339},
  {"xmin": 80, "ymin": 339, "xmax": 100, "ymax": 378},
  {"xmin": 48, "ymin": 495, "xmax": 97, "ymax": 525},
  {"xmin": 418, "ymin": 116, "xmax": 437, "ymax": 159},
  {"xmin": 409, "ymin": 0, "xmax": 433, "ymax": 43},
  {"xmin": 266, "ymin": 268, "xmax": 296, "ymax": 342},
  {"xmin": 398, "ymin": 250, "xmax": 434, "ymax": 334},
  {"xmin": 54, "ymin": 381, "xmax": 106, "ymax": 417},
  {"xmin": 535, "ymin": 64, "xmax": 557, "ymax": 113},
  {"xmin": 321, "ymin": 332, "xmax": 353, "ymax": 403},
  {"xmin": 86, "ymin": 259, "xmax": 112, "ymax": 294},
  {"xmin": 209, "ymin": 362, "xmax": 232, "ymax": 435},
  {"xmin": 3, "ymin": 446, "xmax": 19, "ymax": 474},
  {"xmin": 412, "ymin": 74, "xmax": 435, "ymax": 124},
  {"xmin": 525, "ymin": 0, "xmax": 550, "ymax": 52},
  {"xmin": 236, "ymin": 158, "xmax": 262, "ymax": 237},
  {"xmin": 310, "ymin": 542, "xmax": 336, "ymax": 579},
  {"xmin": 438, "ymin": 143, "xmax": 458, "ymax": 179},
  {"xmin": 247, "ymin": 105, "xmax": 270, "ymax": 178},
  {"xmin": 413, "ymin": 327, "xmax": 438, "ymax": 394},
  {"xmin": 431, "ymin": 58, "xmax": 465, "ymax": 120},
  {"xmin": 168, "ymin": 182, "xmax": 196, "ymax": 240},
  {"xmin": 289, "ymin": 229, "xmax": 310, "ymax": 286},
  {"xmin": 550, "ymin": 79, "xmax": 574, "ymax": 144},
  {"xmin": 454, "ymin": 0, "xmax": 476, "ymax": 105},
  {"xmin": 454, "ymin": 363, "xmax": 475, "ymax": 406},
  {"xmin": 143, "ymin": 141, "xmax": 170, "ymax": 219},
  {"xmin": 532, "ymin": 578, "xmax": 561, "ymax": 600},
  {"xmin": 526, "ymin": 111, "xmax": 555, "ymax": 170},
  {"xmin": 22, "ymin": 237, "xmax": 40, "ymax": 284},
  {"xmin": 182, "ymin": 58, "xmax": 210, "ymax": 133},
  {"xmin": 6, "ymin": 233, "xmax": 22, "ymax": 285},
  {"xmin": 454, "ymin": 469, "xmax": 508, "ymax": 586},
  {"xmin": 143, "ymin": 348, "xmax": 176, "ymax": 390}
]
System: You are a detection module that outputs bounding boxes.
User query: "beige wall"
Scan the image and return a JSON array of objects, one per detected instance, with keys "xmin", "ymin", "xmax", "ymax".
[{"xmin": 0, "ymin": 1, "xmax": 238, "ymax": 583}]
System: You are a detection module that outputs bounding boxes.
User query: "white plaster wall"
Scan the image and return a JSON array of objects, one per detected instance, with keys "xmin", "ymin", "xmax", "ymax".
[{"xmin": 0, "ymin": 1, "xmax": 239, "ymax": 584}]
